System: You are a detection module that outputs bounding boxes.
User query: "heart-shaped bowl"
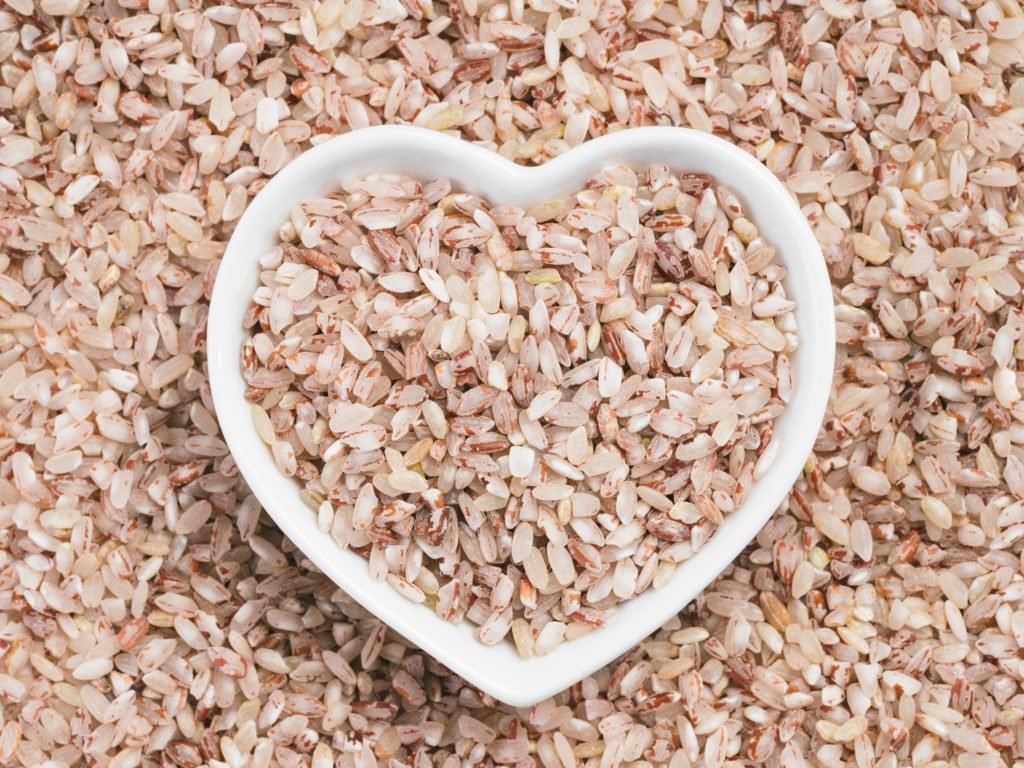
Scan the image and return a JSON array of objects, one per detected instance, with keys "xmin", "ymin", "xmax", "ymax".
[{"xmin": 208, "ymin": 125, "xmax": 834, "ymax": 707}]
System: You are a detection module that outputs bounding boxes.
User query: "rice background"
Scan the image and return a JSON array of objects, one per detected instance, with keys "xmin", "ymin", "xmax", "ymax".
[{"xmin": 0, "ymin": 0, "xmax": 1023, "ymax": 767}]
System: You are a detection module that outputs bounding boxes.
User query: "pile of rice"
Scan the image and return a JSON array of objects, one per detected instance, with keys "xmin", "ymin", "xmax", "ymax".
[
  {"xmin": 0, "ymin": 0, "xmax": 1022, "ymax": 766},
  {"xmin": 242, "ymin": 165, "xmax": 796, "ymax": 652}
]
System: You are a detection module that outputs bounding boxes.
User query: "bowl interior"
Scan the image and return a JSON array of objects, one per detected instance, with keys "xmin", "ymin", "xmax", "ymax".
[{"xmin": 207, "ymin": 125, "xmax": 834, "ymax": 707}]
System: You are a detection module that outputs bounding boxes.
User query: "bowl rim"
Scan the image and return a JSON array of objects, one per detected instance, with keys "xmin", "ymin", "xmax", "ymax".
[{"xmin": 208, "ymin": 124, "xmax": 835, "ymax": 707}]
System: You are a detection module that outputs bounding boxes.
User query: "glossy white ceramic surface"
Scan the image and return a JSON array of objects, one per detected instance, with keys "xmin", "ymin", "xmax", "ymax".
[{"xmin": 208, "ymin": 125, "xmax": 834, "ymax": 707}]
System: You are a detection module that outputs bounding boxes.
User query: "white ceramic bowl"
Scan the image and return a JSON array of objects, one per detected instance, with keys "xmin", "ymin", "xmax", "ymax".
[{"xmin": 208, "ymin": 125, "xmax": 834, "ymax": 707}]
